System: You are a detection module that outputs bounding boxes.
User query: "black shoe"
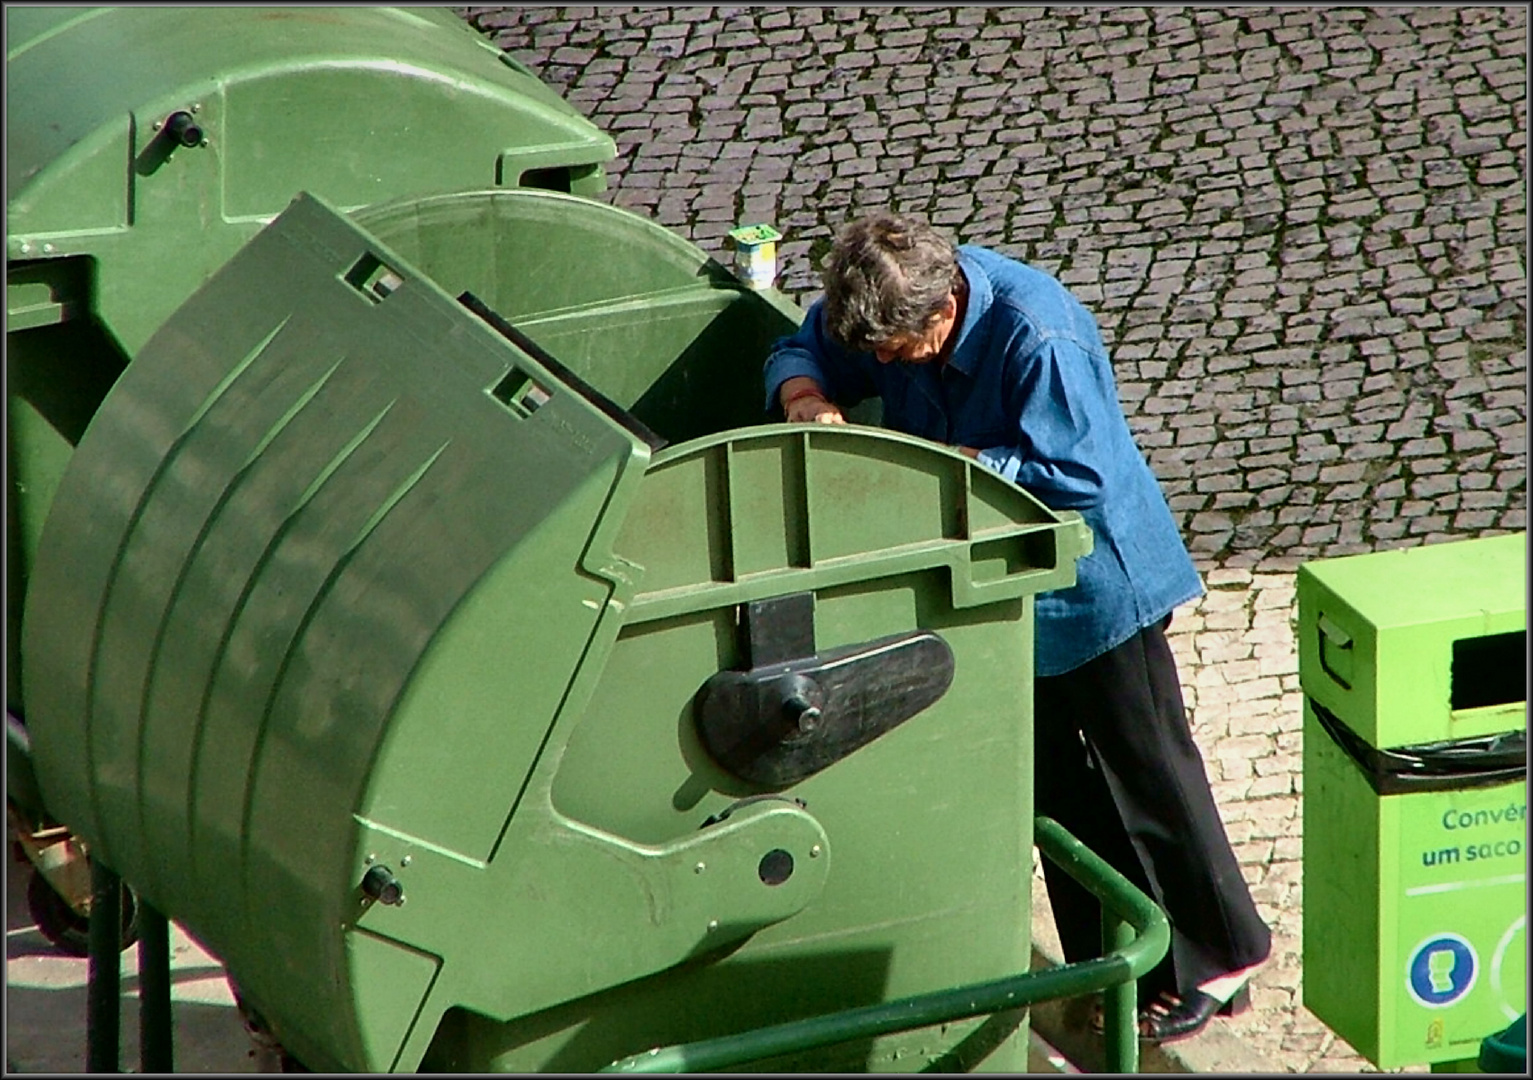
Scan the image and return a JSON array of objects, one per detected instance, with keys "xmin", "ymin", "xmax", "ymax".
[{"xmin": 1137, "ymin": 984, "xmax": 1251, "ymax": 1045}]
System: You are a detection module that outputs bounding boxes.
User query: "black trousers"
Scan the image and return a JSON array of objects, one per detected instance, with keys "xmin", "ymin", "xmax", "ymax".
[{"xmin": 1033, "ymin": 617, "xmax": 1272, "ymax": 1000}]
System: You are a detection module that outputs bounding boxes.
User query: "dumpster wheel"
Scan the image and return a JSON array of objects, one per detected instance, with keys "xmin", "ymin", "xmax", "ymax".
[{"xmin": 26, "ymin": 866, "xmax": 139, "ymax": 957}]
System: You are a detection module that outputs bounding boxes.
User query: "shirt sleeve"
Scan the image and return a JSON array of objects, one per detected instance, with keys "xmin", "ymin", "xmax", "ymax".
[
  {"xmin": 973, "ymin": 336, "xmax": 1109, "ymax": 511},
  {"xmin": 762, "ymin": 300, "xmax": 878, "ymax": 414}
]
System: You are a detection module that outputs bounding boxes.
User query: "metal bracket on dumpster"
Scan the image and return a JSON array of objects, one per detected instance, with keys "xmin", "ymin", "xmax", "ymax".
[{"xmin": 695, "ymin": 594, "xmax": 955, "ymax": 787}]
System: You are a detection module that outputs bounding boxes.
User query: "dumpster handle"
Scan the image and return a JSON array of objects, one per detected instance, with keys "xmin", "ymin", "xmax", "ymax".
[{"xmin": 601, "ymin": 815, "xmax": 1169, "ymax": 1074}]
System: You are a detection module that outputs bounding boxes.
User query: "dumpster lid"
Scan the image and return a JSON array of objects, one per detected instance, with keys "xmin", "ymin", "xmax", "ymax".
[{"xmin": 20, "ymin": 191, "xmax": 662, "ymax": 856}]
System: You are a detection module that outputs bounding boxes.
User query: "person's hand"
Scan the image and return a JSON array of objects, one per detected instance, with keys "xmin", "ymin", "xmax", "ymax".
[
  {"xmin": 789, "ymin": 395, "xmax": 846, "ymax": 424},
  {"xmin": 956, "ymin": 446, "xmax": 980, "ymax": 459},
  {"xmin": 780, "ymin": 378, "xmax": 847, "ymax": 424}
]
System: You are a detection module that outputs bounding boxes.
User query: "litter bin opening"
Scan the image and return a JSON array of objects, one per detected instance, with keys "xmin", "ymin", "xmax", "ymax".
[{"xmin": 1451, "ymin": 629, "xmax": 1527, "ymax": 711}]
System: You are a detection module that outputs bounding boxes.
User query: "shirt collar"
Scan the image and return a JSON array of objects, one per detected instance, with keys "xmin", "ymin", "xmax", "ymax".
[{"xmin": 945, "ymin": 248, "xmax": 992, "ymax": 377}]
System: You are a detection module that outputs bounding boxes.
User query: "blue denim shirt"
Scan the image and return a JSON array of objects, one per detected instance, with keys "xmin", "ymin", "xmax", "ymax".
[{"xmin": 764, "ymin": 246, "xmax": 1204, "ymax": 676}]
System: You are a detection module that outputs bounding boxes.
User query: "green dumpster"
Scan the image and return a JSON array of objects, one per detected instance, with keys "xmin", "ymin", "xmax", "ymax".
[
  {"xmin": 7, "ymin": 4, "xmax": 616, "ymax": 722},
  {"xmin": 22, "ymin": 189, "xmax": 1094, "ymax": 1072},
  {"xmin": 1300, "ymin": 534, "xmax": 1527, "ymax": 1070}
]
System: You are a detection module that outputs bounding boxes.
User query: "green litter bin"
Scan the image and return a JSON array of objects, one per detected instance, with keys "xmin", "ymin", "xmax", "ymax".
[
  {"xmin": 22, "ymin": 189, "xmax": 1094, "ymax": 1072},
  {"xmin": 1300, "ymin": 534, "xmax": 1528, "ymax": 1070}
]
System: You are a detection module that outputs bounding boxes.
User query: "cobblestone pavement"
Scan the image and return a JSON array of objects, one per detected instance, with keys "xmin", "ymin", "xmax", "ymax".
[
  {"xmin": 458, "ymin": 6, "xmax": 1526, "ymax": 1074},
  {"xmin": 462, "ymin": 3, "xmax": 1525, "ymax": 568}
]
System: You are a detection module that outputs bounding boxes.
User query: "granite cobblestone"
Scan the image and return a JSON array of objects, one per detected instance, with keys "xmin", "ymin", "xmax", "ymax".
[{"xmin": 459, "ymin": 6, "xmax": 1523, "ymax": 1073}]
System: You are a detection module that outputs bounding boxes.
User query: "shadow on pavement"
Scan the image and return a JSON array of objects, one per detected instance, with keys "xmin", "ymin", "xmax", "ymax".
[{"xmin": 6, "ymin": 862, "xmax": 259, "ymax": 1074}]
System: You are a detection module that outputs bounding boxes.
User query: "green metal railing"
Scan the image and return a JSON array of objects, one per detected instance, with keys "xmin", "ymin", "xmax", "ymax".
[{"xmin": 601, "ymin": 815, "xmax": 1170, "ymax": 1074}]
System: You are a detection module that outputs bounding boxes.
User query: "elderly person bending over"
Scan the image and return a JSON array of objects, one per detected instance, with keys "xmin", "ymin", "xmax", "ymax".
[{"xmin": 763, "ymin": 210, "xmax": 1270, "ymax": 1044}]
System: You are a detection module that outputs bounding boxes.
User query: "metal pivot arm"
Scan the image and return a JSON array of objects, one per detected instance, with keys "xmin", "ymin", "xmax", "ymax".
[
  {"xmin": 695, "ymin": 631, "xmax": 955, "ymax": 786},
  {"xmin": 601, "ymin": 815, "xmax": 1169, "ymax": 1074},
  {"xmin": 696, "ymin": 593, "xmax": 957, "ymax": 787}
]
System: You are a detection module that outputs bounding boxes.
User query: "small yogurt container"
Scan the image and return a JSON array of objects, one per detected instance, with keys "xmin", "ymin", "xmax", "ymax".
[{"xmin": 728, "ymin": 223, "xmax": 783, "ymax": 290}]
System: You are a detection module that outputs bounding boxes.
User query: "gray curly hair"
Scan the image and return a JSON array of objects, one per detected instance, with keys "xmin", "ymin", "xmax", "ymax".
[{"xmin": 821, "ymin": 211, "xmax": 961, "ymax": 352}]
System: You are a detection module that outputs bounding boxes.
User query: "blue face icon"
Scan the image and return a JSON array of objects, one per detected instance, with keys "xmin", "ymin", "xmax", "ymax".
[{"xmin": 1407, "ymin": 934, "xmax": 1478, "ymax": 1007}]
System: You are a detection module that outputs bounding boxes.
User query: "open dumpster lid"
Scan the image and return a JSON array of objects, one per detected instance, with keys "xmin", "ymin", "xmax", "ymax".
[{"xmin": 21, "ymin": 190, "xmax": 659, "ymax": 871}]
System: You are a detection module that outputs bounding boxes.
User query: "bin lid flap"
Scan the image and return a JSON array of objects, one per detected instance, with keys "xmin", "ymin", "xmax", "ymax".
[{"xmin": 20, "ymin": 191, "xmax": 658, "ymax": 855}]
